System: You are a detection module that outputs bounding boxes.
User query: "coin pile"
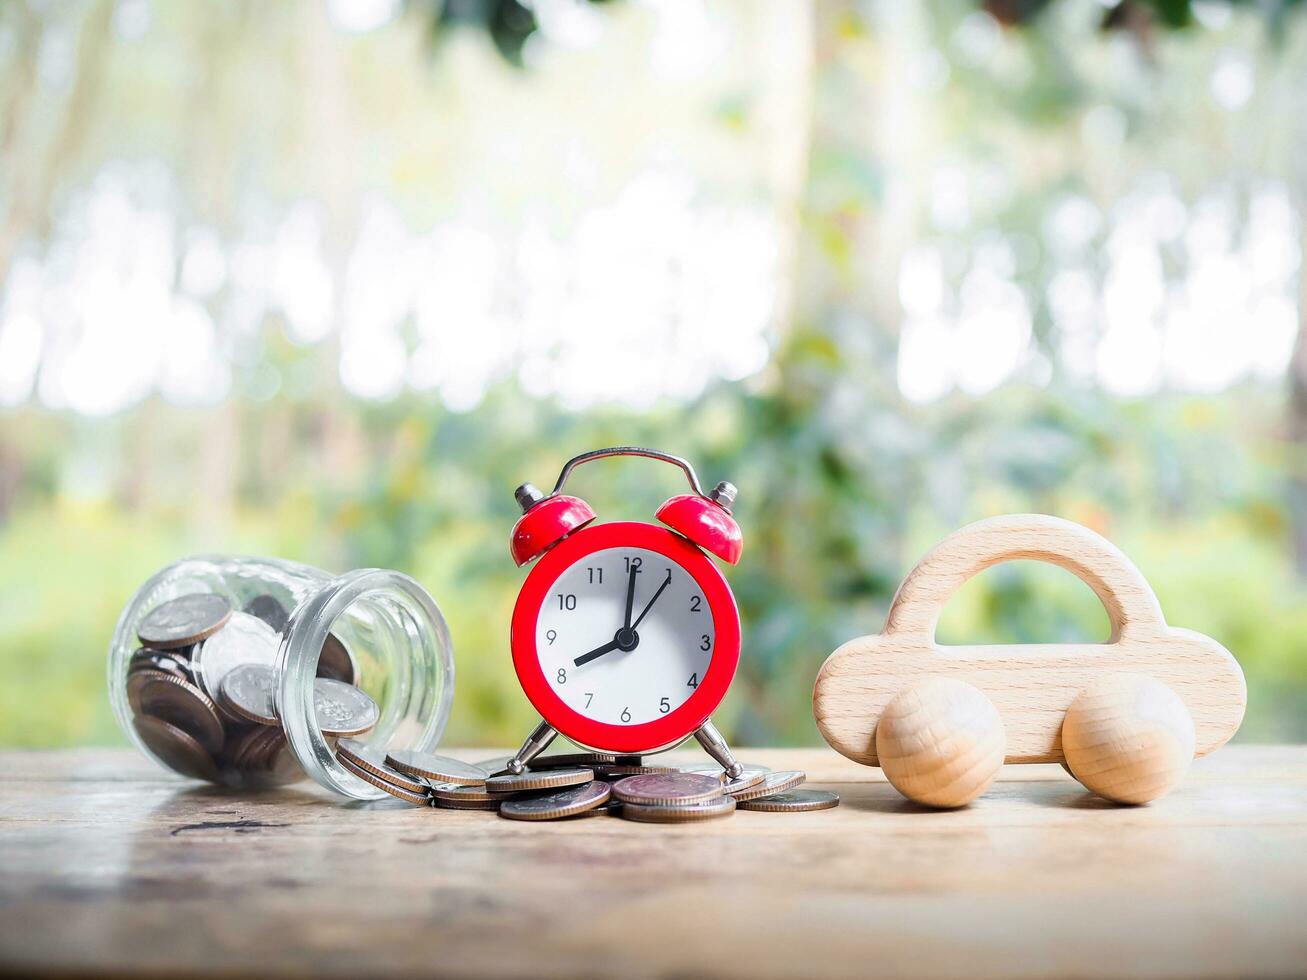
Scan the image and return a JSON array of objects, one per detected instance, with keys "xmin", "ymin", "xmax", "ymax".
[
  {"xmin": 332, "ymin": 746, "xmax": 840, "ymax": 820},
  {"xmin": 127, "ymin": 592, "xmax": 377, "ymax": 786}
]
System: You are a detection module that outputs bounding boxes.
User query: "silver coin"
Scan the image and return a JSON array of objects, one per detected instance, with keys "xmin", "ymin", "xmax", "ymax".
[
  {"xmin": 134, "ymin": 715, "xmax": 218, "ymax": 782},
  {"xmin": 429, "ymin": 781, "xmax": 498, "ymax": 803},
  {"xmin": 336, "ymin": 739, "xmax": 429, "ymax": 795},
  {"xmin": 486, "ymin": 767, "xmax": 593, "ymax": 794},
  {"xmin": 620, "ymin": 796, "xmax": 737, "ymax": 823},
  {"xmin": 317, "ymin": 633, "xmax": 358, "ymax": 684},
  {"xmin": 432, "ymin": 795, "xmax": 501, "ymax": 811},
  {"xmin": 527, "ymin": 752, "xmax": 615, "ymax": 770},
  {"xmin": 729, "ymin": 770, "xmax": 806, "ymax": 802},
  {"xmin": 679, "ymin": 762, "xmax": 772, "ymax": 781},
  {"xmin": 498, "ymin": 780, "xmax": 611, "ymax": 821},
  {"xmin": 384, "ymin": 750, "xmax": 486, "ymax": 786},
  {"xmin": 738, "ymin": 789, "xmax": 840, "ymax": 812},
  {"xmin": 338, "ymin": 753, "xmax": 429, "ymax": 805},
  {"xmin": 593, "ymin": 763, "xmax": 678, "ymax": 778},
  {"xmin": 473, "ymin": 755, "xmax": 515, "ymax": 775},
  {"xmin": 243, "ymin": 593, "xmax": 290, "ymax": 632},
  {"xmin": 313, "ymin": 678, "xmax": 380, "ymax": 737},
  {"xmin": 127, "ymin": 670, "xmax": 225, "ymax": 755},
  {"xmin": 218, "ymin": 663, "xmax": 279, "ymax": 726},
  {"xmin": 719, "ymin": 770, "xmax": 766, "ymax": 795},
  {"xmin": 128, "ymin": 648, "xmax": 194, "ymax": 680},
  {"xmin": 137, "ymin": 593, "xmax": 232, "ymax": 650},
  {"xmin": 611, "ymin": 772, "xmax": 724, "ymax": 806},
  {"xmin": 192, "ymin": 611, "xmax": 280, "ymax": 703}
]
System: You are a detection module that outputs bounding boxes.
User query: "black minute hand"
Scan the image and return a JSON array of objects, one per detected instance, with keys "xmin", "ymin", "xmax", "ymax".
[
  {"xmin": 630, "ymin": 570, "xmax": 672, "ymax": 631},
  {"xmin": 573, "ymin": 638, "xmax": 620, "ymax": 668},
  {"xmin": 622, "ymin": 565, "xmax": 638, "ymax": 629}
]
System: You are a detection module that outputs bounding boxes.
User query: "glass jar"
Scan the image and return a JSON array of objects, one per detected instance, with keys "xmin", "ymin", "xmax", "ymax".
[{"xmin": 107, "ymin": 556, "xmax": 454, "ymax": 800}]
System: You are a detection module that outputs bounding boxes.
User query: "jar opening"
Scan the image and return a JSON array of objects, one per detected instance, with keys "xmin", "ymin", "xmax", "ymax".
[{"xmin": 280, "ymin": 569, "xmax": 454, "ymax": 800}]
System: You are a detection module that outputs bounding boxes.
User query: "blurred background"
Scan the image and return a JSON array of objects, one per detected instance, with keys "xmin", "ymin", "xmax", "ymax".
[{"xmin": 2, "ymin": 0, "xmax": 1306, "ymax": 750}]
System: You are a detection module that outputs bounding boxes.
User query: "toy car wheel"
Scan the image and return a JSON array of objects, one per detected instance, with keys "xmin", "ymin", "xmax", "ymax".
[
  {"xmin": 875, "ymin": 677, "xmax": 1006, "ymax": 809},
  {"xmin": 1062, "ymin": 673, "xmax": 1195, "ymax": 805}
]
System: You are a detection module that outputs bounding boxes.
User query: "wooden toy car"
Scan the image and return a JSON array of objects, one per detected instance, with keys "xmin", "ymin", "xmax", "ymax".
[{"xmin": 812, "ymin": 514, "xmax": 1246, "ymax": 807}]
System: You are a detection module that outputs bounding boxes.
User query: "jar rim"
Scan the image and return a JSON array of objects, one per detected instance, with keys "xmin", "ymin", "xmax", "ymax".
[{"xmin": 279, "ymin": 567, "xmax": 454, "ymax": 800}]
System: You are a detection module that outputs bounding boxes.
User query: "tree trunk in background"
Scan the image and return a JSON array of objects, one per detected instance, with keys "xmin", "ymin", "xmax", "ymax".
[
  {"xmin": 0, "ymin": 0, "xmax": 111, "ymax": 286},
  {"xmin": 190, "ymin": 8, "xmax": 250, "ymax": 532},
  {"xmin": 303, "ymin": 0, "xmax": 364, "ymax": 504},
  {"xmin": 739, "ymin": 1, "xmax": 913, "ymax": 742},
  {"xmin": 1284, "ymin": 24, "xmax": 1307, "ymax": 575}
]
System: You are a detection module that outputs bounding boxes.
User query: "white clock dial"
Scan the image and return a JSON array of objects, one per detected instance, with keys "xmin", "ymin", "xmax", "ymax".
[{"xmin": 535, "ymin": 547, "xmax": 715, "ymax": 727}]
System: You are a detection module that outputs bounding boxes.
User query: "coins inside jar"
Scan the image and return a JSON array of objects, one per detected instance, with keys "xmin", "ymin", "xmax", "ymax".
[
  {"xmin": 313, "ymin": 678, "xmax": 380, "ymax": 737},
  {"xmin": 134, "ymin": 715, "xmax": 219, "ymax": 783},
  {"xmin": 218, "ymin": 663, "xmax": 279, "ymax": 726},
  {"xmin": 192, "ymin": 611, "xmax": 279, "ymax": 704},
  {"xmin": 137, "ymin": 594, "xmax": 232, "ymax": 650},
  {"xmin": 127, "ymin": 591, "xmax": 384, "ymax": 788},
  {"xmin": 128, "ymin": 648, "xmax": 195, "ymax": 681},
  {"xmin": 316, "ymin": 633, "xmax": 358, "ymax": 685},
  {"xmin": 243, "ymin": 594, "xmax": 290, "ymax": 632},
  {"xmin": 127, "ymin": 670, "xmax": 225, "ymax": 755}
]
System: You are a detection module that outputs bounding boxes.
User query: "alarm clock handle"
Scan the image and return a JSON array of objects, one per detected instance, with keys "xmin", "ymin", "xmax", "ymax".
[
  {"xmin": 550, "ymin": 446, "xmax": 707, "ymax": 498},
  {"xmin": 505, "ymin": 720, "xmax": 559, "ymax": 775},
  {"xmin": 694, "ymin": 719, "xmax": 744, "ymax": 780}
]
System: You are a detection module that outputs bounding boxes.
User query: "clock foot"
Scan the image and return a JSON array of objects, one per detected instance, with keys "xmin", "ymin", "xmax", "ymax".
[
  {"xmin": 693, "ymin": 719, "xmax": 743, "ymax": 780},
  {"xmin": 506, "ymin": 720, "xmax": 558, "ymax": 774}
]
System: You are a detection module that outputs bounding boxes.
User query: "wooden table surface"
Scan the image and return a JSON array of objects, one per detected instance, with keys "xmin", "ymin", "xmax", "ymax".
[{"xmin": 1, "ymin": 745, "xmax": 1304, "ymax": 978}]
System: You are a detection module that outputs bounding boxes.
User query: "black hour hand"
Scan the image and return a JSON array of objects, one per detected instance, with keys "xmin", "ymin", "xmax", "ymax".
[{"xmin": 573, "ymin": 638, "xmax": 620, "ymax": 668}]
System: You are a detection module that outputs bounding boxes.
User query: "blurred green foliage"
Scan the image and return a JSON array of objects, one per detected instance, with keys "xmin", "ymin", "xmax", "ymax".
[{"xmin": 3, "ymin": 380, "xmax": 1305, "ymax": 748}]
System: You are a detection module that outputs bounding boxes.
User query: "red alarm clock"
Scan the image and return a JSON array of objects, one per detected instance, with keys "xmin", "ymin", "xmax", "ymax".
[{"xmin": 502, "ymin": 447, "xmax": 746, "ymax": 778}]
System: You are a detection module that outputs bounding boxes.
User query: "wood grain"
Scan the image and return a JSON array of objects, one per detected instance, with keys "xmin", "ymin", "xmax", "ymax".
[
  {"xmin": 874, "ymin": 677, "xmax": 1006, "ymax": 807},
  {"xmin": 1, "ymin": 746, "xmax": 1305, "ymax": 978},
  {"xmin": 1062, "ymin": 673, "xmax": 1196, "ymax": 804},
  {"xmin": 813, "ymin": 515, "xmax": 1246, "ymax": 765}
]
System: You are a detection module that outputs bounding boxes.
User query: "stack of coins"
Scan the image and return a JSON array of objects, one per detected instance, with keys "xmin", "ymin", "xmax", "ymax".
[
  {"xmin": 328, "ymin": 745, "xmax": 840, "ymax": 820},
  {"xmin": 609, "ymin": 768, "xmax": 839, "ymax": 821},
  {"xmin": 127, "ymin": 592, "xmax": 377, "ymax": 787}
]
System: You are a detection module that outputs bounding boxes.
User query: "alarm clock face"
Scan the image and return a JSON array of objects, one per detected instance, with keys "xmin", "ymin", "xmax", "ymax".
[{"xmin": 511, "ymin": 522, "xmax": 740, "ymax": 753}]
